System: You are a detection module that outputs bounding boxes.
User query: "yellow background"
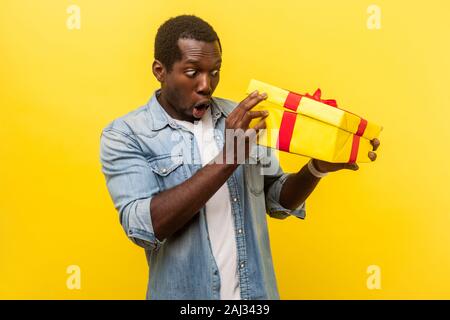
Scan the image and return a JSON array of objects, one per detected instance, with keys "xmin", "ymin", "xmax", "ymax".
[{"xmin": 1, "ymin": 0, "xmax": 449, "ymax": 299}]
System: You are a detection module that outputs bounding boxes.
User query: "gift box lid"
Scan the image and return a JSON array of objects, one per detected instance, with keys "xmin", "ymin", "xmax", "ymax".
[{"xmin": 246, "ymin": 79, "xmax": 383, "ymax": 140}]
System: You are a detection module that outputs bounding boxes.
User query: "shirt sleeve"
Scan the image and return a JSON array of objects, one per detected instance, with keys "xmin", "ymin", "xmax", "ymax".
[
  {"xmin": 100, "ymin": 128, "xmax": 165, "ymax": 251},
  {"xmin": 263, "ymin": 149, "xmax": 306, "ymax": 220}
]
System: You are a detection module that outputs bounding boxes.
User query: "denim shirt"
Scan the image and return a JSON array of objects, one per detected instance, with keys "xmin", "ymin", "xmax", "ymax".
[{"xmin": 100, "ymin": 90, "xmax": 306, "ymax": 300}]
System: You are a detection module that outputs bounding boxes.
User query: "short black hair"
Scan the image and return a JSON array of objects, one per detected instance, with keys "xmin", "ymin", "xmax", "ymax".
[{"xmin": 154, "ymin": 15, "xmax": 222, "ymax": 71}]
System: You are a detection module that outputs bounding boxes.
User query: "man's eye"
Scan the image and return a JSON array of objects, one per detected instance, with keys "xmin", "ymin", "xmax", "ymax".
[
  {"xmin": 185, "ymin": 70, "xmax": 197, "ymax": 77},
  {"xmin": 211, "ymin": 69, "xmax": 220, "ymax": 77}
]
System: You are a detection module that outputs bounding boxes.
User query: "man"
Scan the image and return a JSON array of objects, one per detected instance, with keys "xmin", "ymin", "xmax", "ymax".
[{"xmin": 100, "ymin": 15, "xmax": 380, "ymax": 300}]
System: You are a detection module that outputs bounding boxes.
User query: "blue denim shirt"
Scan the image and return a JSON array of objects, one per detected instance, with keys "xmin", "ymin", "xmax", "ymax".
[{"xmin": 100, "ymin": 90, "xmax": 306, "ymax": 300}]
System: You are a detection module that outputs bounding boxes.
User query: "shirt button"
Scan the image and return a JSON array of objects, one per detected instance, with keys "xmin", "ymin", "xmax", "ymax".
[
  {"xmin": 238, "ymin": 228, "xmax": 243, "ymax": 234},
  {"xmin": 240, "ymin": 262, "xmax": 245, "ymax": 269},
  {"xmin": 162, "ymin": 168, "xmax": 167, "ymax": 174},
  {"xmin": 233, "ymin": 197, "xmax": 238, "ymax": 202}
]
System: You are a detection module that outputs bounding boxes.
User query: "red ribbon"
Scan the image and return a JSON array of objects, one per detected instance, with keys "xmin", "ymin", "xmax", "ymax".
[
  {"xmin": 283, "ymin": 89, "xmax": 337, "ymax": 112},
  {"xmin": 277, "ymin": 111, "xmax": 297, "ymax": 152},
  {"xmin": 277, "ymin": 88, "xmax": 367, "ymax": 163},
  {"xmin": 306, "ymin": 89, "xmax": 338, "ymax": 108}
]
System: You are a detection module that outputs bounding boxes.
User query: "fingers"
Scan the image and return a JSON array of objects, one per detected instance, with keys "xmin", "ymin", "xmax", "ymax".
[
  {"xmin": 227, "ymin": 90, "xmax": 268, "ymax": 131},
  {"xmin": 344, "ymin": 163, "xmax": 359, "ymax": 171},
  {"xmin": 242, "ymin": 91, "xmax": 267, "ymax": 111},
  {"xmin": 234, "ymin": 90, "xmax": 267, "ymax": 120},
  {"xmin": 250, "ymin": 115, "xmax": 268, "ymax": 132},
  {"xmin": 371, "ymin": 138, "xmax": 380, "ymax": 151},
  {"xmin": 241, "ymin": 110, "xmax": 269, "ymax": 128},
  {"xmin": 368, "ymin": 151, "xmax": 377, "ymax": 161},
  {"xmin": 244, "ymin": 114, "xmax": 268, "ymax": 140},
  {"xmin": 368, "ymin": 139, "xmax": 379, "ymax": 161}
]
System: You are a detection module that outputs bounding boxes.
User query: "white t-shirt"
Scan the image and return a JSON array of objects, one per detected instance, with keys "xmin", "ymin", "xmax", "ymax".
[{"xmin": 172, "ymin": 108, "xmax": 241, "ymax": 300}]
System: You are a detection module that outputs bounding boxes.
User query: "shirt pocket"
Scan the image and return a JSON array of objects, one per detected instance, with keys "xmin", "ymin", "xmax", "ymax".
[{"xmin": 147, "ymin": 154, "xmax": 188, "ymax": 191}]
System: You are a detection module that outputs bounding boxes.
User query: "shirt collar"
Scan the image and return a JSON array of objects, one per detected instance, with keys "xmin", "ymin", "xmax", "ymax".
[{"xmin": 146, "ymin": 89, "xmax": 229, "ymax": 131}]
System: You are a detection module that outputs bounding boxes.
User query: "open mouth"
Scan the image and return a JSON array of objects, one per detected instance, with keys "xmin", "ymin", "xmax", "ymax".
[
  {"xmin": 192, "ymin": 100, "xmax": 211, "ymax": 118},
  {"xmin": 194, "ymin": 101, "xmax": 211, "ymax": 110}
]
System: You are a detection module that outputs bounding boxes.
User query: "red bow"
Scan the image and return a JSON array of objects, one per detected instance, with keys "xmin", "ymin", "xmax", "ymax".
[{"xmin": 304, "ymin": 89, "xmax": 338, "ymax": 107}]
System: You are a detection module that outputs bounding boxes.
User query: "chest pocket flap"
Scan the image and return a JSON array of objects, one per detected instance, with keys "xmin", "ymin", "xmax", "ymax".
[{"xmin": 148, "ymin": 154, "xmax": 184, "ymax": 176}]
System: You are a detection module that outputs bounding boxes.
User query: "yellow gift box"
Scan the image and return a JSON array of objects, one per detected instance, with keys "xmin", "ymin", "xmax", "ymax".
[{"xmin": 246, "ymin": 79, "xmax": 383, "ymax": 163}]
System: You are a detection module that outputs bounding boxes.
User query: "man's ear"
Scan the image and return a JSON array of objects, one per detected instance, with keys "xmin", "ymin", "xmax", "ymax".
[{"xmin": 152, "ymin": 60, "xmax": 166, "ymax": 83}]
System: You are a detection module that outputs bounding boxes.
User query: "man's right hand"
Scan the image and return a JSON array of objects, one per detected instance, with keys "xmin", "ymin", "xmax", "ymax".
[
  {"xmin": 221, "ymin": 90, "xmax": 269, "ymax": 164},
  {"xmin": 150, "ymin": 90, "xmax": 268, "ymax": 241}
]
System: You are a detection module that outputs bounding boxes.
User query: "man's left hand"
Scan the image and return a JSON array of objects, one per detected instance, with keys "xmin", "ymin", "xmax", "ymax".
[{"xmin": 312, "ymin": 138, "xmax": 380, "ymax": 173}]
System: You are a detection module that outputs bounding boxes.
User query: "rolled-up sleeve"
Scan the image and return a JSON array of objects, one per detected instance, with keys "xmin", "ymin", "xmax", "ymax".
[
  {"xmin": 263, "ymin": 151, "xmax": 306, "ymax": 220},
  {"xmin": 100, "ymin": 128, "xmax": 165, "ymax": 251}
]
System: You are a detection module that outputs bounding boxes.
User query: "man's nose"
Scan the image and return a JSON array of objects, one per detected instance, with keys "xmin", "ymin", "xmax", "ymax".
[{"xmin": 196, "ymin": 73, "xmax": 212, "ymax": 96}]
